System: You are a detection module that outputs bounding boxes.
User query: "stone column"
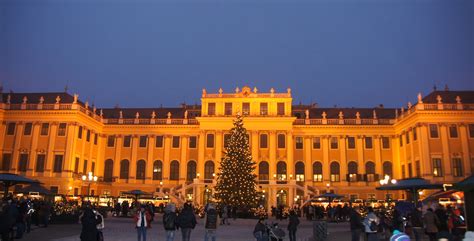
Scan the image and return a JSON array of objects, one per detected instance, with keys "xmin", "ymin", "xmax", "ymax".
[
  {"xmin": 95, "ymin": 134, "xmax": 105, "ymax": 180},
  {"xmin": 113, "ymin": 135, "xmax": 122, "ymax": 179},
  {"xmin": 304, "ymin": 137, "xmax": 312, "ymax": 183},
  {"xmin": 163, "ymin": 135, "xmax": 172, "ymax": 180},
  {"xmin": 180, "ymin": 135, "xmax": 188, "ymax": 183},
  {"xmin": 27, "ymin": 123, "xmax": 41, "ymax": 175},
  {"xmin": 339, "ymin": 136, "xmax": 347, "ymax": 181},
  {"xmin": 0, "ymin": 122, "xmax": 6, "ymax": 152},
  {"xmin": 392, "ymin": 135, "xmax": 401, "ymax": 180},
  {"xmin": 286, "ymin": 131, "xmax": 294, "ymax": 179},
  {"xmin": 374, "ymin": 135, "xmax": 383, "ymax": 175},
  {"xmin": 129, "ymin": 135, "xmax": 139, "ymax": 182},
  {"xmin": 356, "ymin": 135, "xmax": 365, "ymax": 175},
  {"xmin": 440, "ymin": 124, "xmax": 452, "ymax": 177},
  {"xmin": 418, "ymin": 124, "xmax": 431, "ymax": 178},
  {"xmin": 45, "ymin": 123, "xmax": 58, "ymax": 176},
  {"xmin": 197, "ymin": 131, "xmax": 206, "ymax": 179},
  {"xmin": 11, "ymin": 122, "xmax": 24, "ymax": 173},
  {"xmin": 64, "ymin": 123, "xmax": 78, "ymax": 175},
  {"xmin": 146, "ymin": 135, "xmax": 155, "ymax": 184},
  {"xmin": 269, "ymin": 131, "xmax": 277, "ymax": 179},
  {"xmin": 251, "ymin": 131, "xmax": 259, "ymax": 174},
  {"xmin": 459, "ymin": 124, "xmax": 472, "ymax": 176},
  {"xmin": 322, "ymin": 136, "xmax": 329, "ymax": 182}
]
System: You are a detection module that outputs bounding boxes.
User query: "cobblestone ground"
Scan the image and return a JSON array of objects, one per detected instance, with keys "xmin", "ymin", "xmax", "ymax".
[{"xmin": 21, "ymin": 215, "xmax": 352, "ymax": 241}]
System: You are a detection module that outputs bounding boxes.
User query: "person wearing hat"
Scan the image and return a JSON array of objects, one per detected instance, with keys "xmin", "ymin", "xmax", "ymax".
[
  {"xmin": 389, "ymin": 229, "xmax": 410, "ymax": 241},
  {"xmin": 204, "ymin": 203, "xmax": 218, "ymax": 241},
  {"xmin": 134, "ymin": 204, "xmax": 152, "ymax": 241}
]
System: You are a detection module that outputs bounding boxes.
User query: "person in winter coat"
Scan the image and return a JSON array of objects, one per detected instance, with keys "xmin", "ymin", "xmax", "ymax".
[
  {"xmin": 176, "ymin": 203, "xmax": 197, "ymax": 241},
  {"xmin": 253, "ymin": 217, "xmax": 267, "ymax": 241},
  {"xmin": 409, "ymin": 207, "xmax": 423, "ymax": 241},
  {"xmin": 363, "ymin": 207, "xmax": 380, "ymax": 241},
  {"xmin": 287, "ymin": 210, "xmax": 300, "ymax": 241},
  {"xmin": 134, "ymin": 205, "xmax": 152, "ymax": 241},
  {"xmin": 350, "ymin": 208, "xmax": 364, "ymax": 241},
  {"xmin": 163, "ymin": 203, "xmax": 177, "ymax": 241},
  {"xmin": 423, "ymin": 208, "xmax": 439, "ymax": 241},
  {"xmin": 204, "ymin": 203, "xmax": 218, "ymax": 241},
  {"xmin": 221, "ymin": 205, "xmax": 229, "ymax": 225},
  {"xmin": 80, "ymin": 208, "xmax": 102, "ymax": 241}
]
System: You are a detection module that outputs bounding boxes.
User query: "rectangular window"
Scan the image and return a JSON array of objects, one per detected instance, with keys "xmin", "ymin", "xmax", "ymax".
[
  {"xmin": 35, "ymin": 154, "xmax": 45, "ymax": 172},
  {"xmin": 401, "ymin": 164, "xmax": 406, "ymax": 178},
  {"xmin": 224, "ymin": 134, "xmax": 231, "ymax": 148},
  {"xmin": 155, "ymin": 136, "xmax": 164, "ymax": 148},
  {"xmin": 452, "ymin": 158, "xmax": 463, "ymax": 177},
  {"xmin": 86, "ymin": 130, "xmax": 91, "ymax": 142},
  {"xmin": 74, "ymin": 157, "xmax": 80, "ymax": 173},
  {"xmin": 413, "ymin": 127, "xmax": 417, "ymax": 141},
  {"xmin": 206, "ymin": 134, "xmax": 214, "ymax": 148},
  {"xmin": 18, "ymin": 154, "xmax": 28, "ymax": 172},
  {"xmin": 313, "ymin": 137, "xmax": 321, "ymax": 149},
  {"xmin": 365, "ymin": 137, "xmax": 372, "ymax": 149},
  {"xmin": 53, "ymin": 155, "xmax": 63, "ymax": 173},
  {"xmin": 224, "ymin": 103, "xmax": 232, "ymax": 115},
  {"xmin": 260, "ymin": 134, "xmax": 268, "ymax": 148},
  {"xmin": 433, "ymin": 158, "xmax": 443, "ymax": 177},
  {"xmin": 415, "ymin": 160, "xmax": 420, "ymax": 177},
  {"xmin": 449, "ymin": 125, "xmax": 458, "ymax": 138},
  {"xmin": 7, "ymin": 123, "xmax": 16, "ymax": 135},
  {"xmin": 57, "ymin": 123, "xmax": 67, "ymax": 136},
  {"xmin": 78, "ymin": 126, "xmax": 83, "ymax": 139},
  {"xmin": 295, "ymin": 137, "xmax": 303, "ymax": 149},
  {"xmin": 408, "ymin": 163, "xmax": 413, "ymax": 178},
  {"xmin": 406, "ymin": 133, "xmax": 410, "ymax": 144},
  {"xmin": 172, "ymin": 136, "xmax": 180, "ymax": 148},
  {"xmin": 91, "ymin": 162, "xmax": 95, "ymax": 175},
  {"xmin": 242, "ymin": 102, "xmax": 250, "ymax": 115},
  {"xmin": 139, "ymin": 136, "xmax": 147, "ymax": 148},
  {"xmin": 330, "ymin": 137, "xmax": 338, "ymax": 149},
  {"xmin": 40, "ymin": 123, "xmax": 49, "ymax": 136},
  {"xmin": 347, "ymin": 137, "xmax": 355, "ymax": 149},
  {"xmin": 23, "ymin": 123, "xmax": 32, "ymax": 136},
  {"xmin": 382, "ymin": 136, "xmax": 390, "ymax": 149},
  {"xmin": 469, "ymin": 124, "xmax": 474, "ymax": 138},
  {"xmin": 50, "ymin": 186, "xmax": 59, "ymax": 194},
  {"xmin": 83, "ymin": 160, "xmax": 88, "ymax": 174},
  {"xmin": 94, "ymin": 134, "xmax": 98, "ymax": 145},
  {"xmin": 429, "ymin": 124, "xmax": 439, "ymax": 138},
  {"xmin": 107, "ymin": 136, "xmax": 115, "ymax": 147},
  {"xmin": 399, "ymin": 135, "xmax": 403, "ymax": 146},
  {"xmin": 123, "ymin": 135, "xmax": 131, "ymax": 147},
  {"xmin": 277, "ymin": 134, "xmax": 286, "ymax": 148},
  {"xmin": 260, "ymin": 103, "xmax": 268, "ymax": 115},
  {"xmin": 277, "ymin": 103, "xmax": 285, "ymax": 115},
  {"xmin": 207, "ymin": 103, "xmax": 216, "ymax": 116},
  {"xmin": 1, "ymin": 153, "xmax": 11, "ymax": 171},
  {"xmin": 189, "ymin": 136, "xmax": 197, "ymax": 148}
]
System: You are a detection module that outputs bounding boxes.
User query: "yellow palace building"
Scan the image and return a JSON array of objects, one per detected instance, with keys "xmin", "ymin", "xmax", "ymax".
[{"xmin": 0, "ymin": 86, "xmax": 473, "ymax": 207}]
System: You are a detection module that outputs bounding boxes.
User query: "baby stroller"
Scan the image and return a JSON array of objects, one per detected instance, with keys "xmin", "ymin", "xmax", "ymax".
[{"xmin": 267, "ymin": 222, "xmax": 285, "ymax": 241}]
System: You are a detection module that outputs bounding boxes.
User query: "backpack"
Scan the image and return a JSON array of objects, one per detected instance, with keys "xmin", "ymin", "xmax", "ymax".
[{"xmin": 370, "ymin": 221, "xmax": 378, "ymax": 232}]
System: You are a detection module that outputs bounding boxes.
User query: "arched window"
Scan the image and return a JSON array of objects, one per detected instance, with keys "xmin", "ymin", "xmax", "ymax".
[
  {"xmin": 313, "ymin": 161, "xmax": 322, "ymax": 182},
  {"xmin": 204, "ymin": 161, "xmax": 215, "ymax": 181},
  {"xmin": 136, "ymin": 160, "xmax": 146, "ymax": 180},
  {"xmin": 366, "ymin": 161, "xmax": 376, "ymax": 182},
  {"xmin": 170, "ymin": 160, "xmax": 179, "ymax": 180},
  {"xmin": 330, "ymin": 162, "xmax": 340, "ymax": 182},
  {"xmin": 295, "ymin": 162, "xmax": 305, "ymax": 182},
  {"xmin": 153, "ymin": 160, "xmax": 162, "ymax": 180},
  {"xmin": 259, "ymin": 161, "xmax": 269, "ymax": 183},
  {"xmin": 383, "ymin": 161, "xmax": 393, "ymax": 177},
  {"xmin": 348, "ymin": 161, "xmax": 358, "ymax": 182},
  {"xmin": 120, "ymin": 159, "xmax": 129, "ymax": 179},
  {"xmin": 104, "ymin": 159, "xmax": 113, "ymax": 182},
  {"xmin": 187, "ymin": 161, "xmax": 197, "ymax": 181},
  {"xmin": 277, "ymin": 161, "xmax": 287, "ymax": 181}
]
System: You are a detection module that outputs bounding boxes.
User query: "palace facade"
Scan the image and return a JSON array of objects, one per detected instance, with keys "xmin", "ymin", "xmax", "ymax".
[{"xmin": 0, "ymin": 86, "xmax": 473, "ymax": 208}]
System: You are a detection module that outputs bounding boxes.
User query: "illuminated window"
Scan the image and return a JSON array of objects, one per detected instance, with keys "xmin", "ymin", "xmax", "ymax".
[
  {"xmin": 295, "ymin": 137, "xmax": 303, "ymax": 149},
  {"xmin": 330, "ymin": 162, "xmax": 340, "ymax": 182},
  {"xmin": 242, "ymin": 103, "xmax": 250, "ymax": 115},
  {"xmin": 260, "ymin": 103, "xmax": 268, "ymax": 115},
  {"xmin": 58, "ymin": 123, "xmax": 67, "ymax": 136},
  {"xmin": 313, "ymin": 162, "xmax": 322, "ymax": 182},
  {"xmin": 153, "ymin": 160, "xmax": 162, "ymax": 180},
  {"xmin": 366, "ymin": 161, "xmax": 375, "ymax": 182},
  {"xmin": 276, "ymin": 161, "xmax": 287, "ymax": 181},
  {"xmin": 295, "ymin": 162, "xmax": 305, "ymax": 182},
  {"xmin": 348, "ymin": 161, "xmax": 358, "ymax": 182},
  {"xmin": 432, "ymin": 158, "xmax": 443, "ymax": 177},
  {"xmin": 453, "ymin": 158, "xmax": 463, "ymax": 177}
]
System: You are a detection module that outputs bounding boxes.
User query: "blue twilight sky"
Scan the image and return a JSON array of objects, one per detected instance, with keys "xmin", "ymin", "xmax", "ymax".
[{"xmin": 0, "ymin": 0, "xmax": 473, "ymax": 108}]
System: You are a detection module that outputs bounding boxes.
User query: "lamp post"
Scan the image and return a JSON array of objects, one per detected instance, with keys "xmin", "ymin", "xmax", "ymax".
[
  {"xmin": 379, "ymin": 175, "xmax": 397, "ymax": 204},
  {"xmin": 81, "ymin": 172, "xmax": 98, "ymax": 198}
]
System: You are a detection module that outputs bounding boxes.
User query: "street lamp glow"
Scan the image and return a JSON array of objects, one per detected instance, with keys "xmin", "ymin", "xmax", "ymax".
[{"xmin": 391, "ymin": 179, "xmax": 397, "ymax": 184}]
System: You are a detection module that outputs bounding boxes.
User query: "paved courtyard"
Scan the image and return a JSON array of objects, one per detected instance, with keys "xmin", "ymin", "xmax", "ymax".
[{"xmin": 20, "ymin": 214, "xmax": 352, "ymax": 241}]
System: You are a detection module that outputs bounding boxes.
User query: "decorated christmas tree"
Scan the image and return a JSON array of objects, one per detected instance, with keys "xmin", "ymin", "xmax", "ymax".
[{"xmin": 214, "ymin": 113, "xmax": 257, "ymax": 209}]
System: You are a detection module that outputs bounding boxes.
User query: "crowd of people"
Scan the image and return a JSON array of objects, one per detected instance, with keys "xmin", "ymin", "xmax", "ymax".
[{"xmin": 0, "ymin": 196, "xmax": 52, "ymax": 241}]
